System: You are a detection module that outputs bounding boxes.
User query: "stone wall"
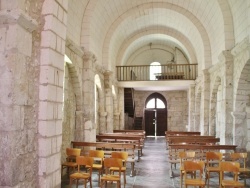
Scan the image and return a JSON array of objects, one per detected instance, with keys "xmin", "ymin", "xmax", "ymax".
[{"xmin": 134, "ymin": 90, "xmax": 188, "ymax": 131}]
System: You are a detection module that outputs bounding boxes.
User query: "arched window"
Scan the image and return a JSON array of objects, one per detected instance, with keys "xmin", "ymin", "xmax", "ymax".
[
  {"xmin": 150, "ymin": 62, "xmax": 161, "ymax": 80},
  {"xmin": 146, "ymin": 98, "xmax": 165, "ymax": 109}
]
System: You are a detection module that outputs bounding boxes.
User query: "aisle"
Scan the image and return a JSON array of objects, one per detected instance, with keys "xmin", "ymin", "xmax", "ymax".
[{"xmin": 132, "ymin": 136, "xmax": 176, "ymax": 188}]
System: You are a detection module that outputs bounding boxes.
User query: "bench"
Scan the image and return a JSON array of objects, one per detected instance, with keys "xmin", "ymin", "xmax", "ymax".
[
  {"xmin": 165, "ymin": 131, "xmax": 201, "ymax": 136},
  {"xmin": 113, "ymin": 130, "xmax": 145, "ymax": 138},
  {"xmin": 168, "ymin": 137, "xmax": 220, "ymax": 145},
  {"xmin": 71, "ymin": 141, "xmax": 136, "ymax": 176},
  {"xmin": 96, "ymin": 134, "xmax": 144, "ymax": 161}
]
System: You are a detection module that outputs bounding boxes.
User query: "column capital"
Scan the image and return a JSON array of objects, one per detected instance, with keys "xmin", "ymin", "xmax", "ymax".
[
  {"xmin": 0, "ymin": 9, "xmax": 38, "ymax": 32},
  {"xmin": 231, "ymin": 36, "xmax": 250, "ymax": 56},
  {"xmin": 218, "ymin": 50, "xmax": 233, "ymax": 63},
  {"xmin": 83, "ymin": 51, "xmax": 96, "ymax": 62}
]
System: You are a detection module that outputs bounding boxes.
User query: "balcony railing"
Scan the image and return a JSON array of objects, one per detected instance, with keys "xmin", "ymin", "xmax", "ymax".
[{"xmin": 116, "ymin": 64, "xmax": 198, "ymax": 81}]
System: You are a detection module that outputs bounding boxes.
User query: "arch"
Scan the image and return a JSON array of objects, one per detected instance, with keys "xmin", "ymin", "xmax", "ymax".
[
  {"xmin": 64, "ymin": 53, "xmax": 82, "ymax": 111},
  {"xmin": 99, "ymin": 2, "xmax": 211, "ymax": 70},
  {"xmin": 209, "ymin": 76, "xmax": 222, "ymax": 136},
  {"xmin": 233, "ymin": 60, "xmax": 250, "ymax": 148},
  {"xmin": 217, "ymin": 0, "xmax": 235, "ymax": 49},
  {"xmin": 144, "ymin": 93, "xmax": 167, "ymax": 136},
  {"xmin": 95, "ymin": 74, "xmax": 105, "ymax": 134},
  {"xmin": 116, "ymin": 27, "xmax": 197, "ymax": 67}
]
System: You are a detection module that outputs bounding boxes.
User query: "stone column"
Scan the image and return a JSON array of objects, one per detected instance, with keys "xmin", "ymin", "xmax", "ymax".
[
  {"xmin": 188, "ymin": 84, "xmax": 195, "ymax": 131},
  {"xmin": 39, "ymin": 0, "xmax": 68, "ymax": 187},
  {"xmin": 201, "ymin": 69, "xmax": 210, "ymax": 135},
  {"xmin": 0, "ymin": 8, "xmax": 38, "ymax": 187},
  {"xmin": 118, "ymin": 88, "xmax": 125, "ymax": 130},
  {"xmin": 82, "ymin": 52, "xmax": 96, "ymax": 141},
  {"xmin": 231, "ymin": 111, "xmax": 246, "ymax": 148},
  {"xmin": 104, "ymin": 71, "xmax": 113, "ymax": 133},
  {"xmin": 99, "ymin": 111, "xmax": 107, "ymax": 133},
  {"xmin": 220, "ymin": 51, "xmax": 234, "ymax": 144}
]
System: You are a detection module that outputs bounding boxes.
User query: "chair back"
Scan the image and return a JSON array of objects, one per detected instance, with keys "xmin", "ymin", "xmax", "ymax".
[
  {"xmin": 89, "ymin": 150, "xmax": 104, "ymax": 158},
  {"xmin": 231, "ymin": 152, "xmax": 247, "ymax": 168},
  {"xmin": 76, "ymin": 156, "xmax": 94, "ymax": 173},
  {"xmin": 66, "ymin": 148, "xmax": 81, "ymax": 157},
  {"xmin": 220, "ymin": 161, "xmax": 241, "ymax": 184},
  {"xmin": 104, "ymin": 157, "xmax": 122, "ymax": 176},
  {"xmin": 111, "ymin": 151, "xmax": 128, "ymax": 161},
  {"xmin": 206, "ymin": 152, "xmax": 222, "ymax": 166},
  {"xmin": 184, "ymin": 160, "xmax": 204, "ymax": 173}
]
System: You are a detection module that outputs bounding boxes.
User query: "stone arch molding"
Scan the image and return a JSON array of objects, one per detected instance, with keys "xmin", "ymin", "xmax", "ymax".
[
  {"xmin": 116, "ymin": 27, "xmax": 197, "ymax": 66},
  {"xmin": 209, "ymin": 76, "xmax": 222, "ymax": 137},
  {"xmin": 231, "ymin": 38, "xmax": 250, "ymax": 148},
  {"xmin": 101, "ymin": 2, "xmax": 211, "ymax": 70}
]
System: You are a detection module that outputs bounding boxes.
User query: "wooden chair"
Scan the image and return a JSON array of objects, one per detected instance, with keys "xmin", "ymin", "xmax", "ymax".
[
  {"xmin": 69, "ymin": 156, "xmax": 94, "ymax": 188},
  {"xmin": 61, "ymin": 148, "xmax": 81, "ymax": 176},
  {"xmin": 87, "ymin": 150, "xmax": 104, "ymax": 185},
  {"xmin": 183, "ymin": 160, "xmax": 206, "ymax": 188},
  {"xmin": 110, "ymin": 151, "xmax": 128, "ymax": 187},
  {"xmin": 230, "ymin": 152, "xmax": 250, "ymax": 186},
  {"xmin": 220, "ymin": 161, "xmax": 244, "ymax": 188},
  {"xmin": 205, "ymin": 151, "xmax": 223, "ymax": 188},
  {"xmin": 101, "ymin": 158, "xmax": 123, "ymax": 188},
  {"xmin": 179, "ymin": 151, "xmax": 196, "ymax": 188}
]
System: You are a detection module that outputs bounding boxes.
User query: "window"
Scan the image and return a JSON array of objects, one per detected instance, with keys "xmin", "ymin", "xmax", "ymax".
[
  {"xmin": 150, "ymin": 62, "xmax": 161, "ymax": 80},
  {"xmin": 146, "ymin": 98, "xmax": 165, "ymax": 109}
]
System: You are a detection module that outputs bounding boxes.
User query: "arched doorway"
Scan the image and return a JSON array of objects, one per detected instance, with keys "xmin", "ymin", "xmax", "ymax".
[{"xmin": 144, "ymin": 93, "xmax": 167, "ymax": 136}]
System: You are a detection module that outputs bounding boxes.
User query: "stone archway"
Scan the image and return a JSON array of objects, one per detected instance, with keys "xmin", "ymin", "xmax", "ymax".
[
  {"xmin": 95, "ymin": 74, "xmax": 106, "ymax": 134},
  {"xmin": 233, "ymin": 60, "xmax": 250, "ymax": 149},
  {"xmin": 209, "ymin": 76, "xmax": 222, "ymax": 136},
  {"xmin": 194, "ymin": 87, "xmax": 201, "ymax": 131}
]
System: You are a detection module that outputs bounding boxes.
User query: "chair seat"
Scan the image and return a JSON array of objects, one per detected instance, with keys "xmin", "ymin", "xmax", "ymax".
[
  {"xmin": 207, "ymin": 166, "xmax": 220, "ymax": 172},
  {"xmin": 101, "ymin": 175, "xmax": 120, "ymax": 181},
  {"xmin": 221, "ymin": 180, "xmax": 244, "ymax": 187},
  {"xmin": 70, "ymin": 172, "xmax": 91, "ymax": 179},
  {"xmin": 110, "ymin": 166, "xmax": 126, "ymax": 171},
  {"xmin": 86, "ymin": 164, "xmax": 102, "ymax": 169},
  {"xmin": 239, "ymin": 168, "xmax": 250, "ymax": 172},
  {"xmin": 62, "ymin": 162, "xmax": 77, "ymax": 167},
  {"xmin": 185, "ymin": 179, "xmax": 205, "ymax": 186}
]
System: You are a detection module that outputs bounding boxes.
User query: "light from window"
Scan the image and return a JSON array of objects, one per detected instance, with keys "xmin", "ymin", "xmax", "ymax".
[
  {"xmin": 146, "ymin": 98, "xmax": 165, "ymax": 109},
  {"xmin": 156, "ymin": 99, "xmax": 165, "ymax": 108},
  {"xmin": 146, "ymin": 99, "xmax": 155, "ymax": 108},
  {"xmin": 150, "ymin": 62, "xmax": 161, "ymax": 80}
]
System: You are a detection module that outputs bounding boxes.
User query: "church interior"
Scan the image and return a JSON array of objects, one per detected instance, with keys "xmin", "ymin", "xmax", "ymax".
[{"xmin": 0, "ymin": 0, "xmax": 250, "ymax": 187}]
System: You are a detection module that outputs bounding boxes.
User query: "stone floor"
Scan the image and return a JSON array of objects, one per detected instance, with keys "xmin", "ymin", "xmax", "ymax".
[{"xmin": 61, "ymin": 136, "xmax": 250, "ymax": 188}]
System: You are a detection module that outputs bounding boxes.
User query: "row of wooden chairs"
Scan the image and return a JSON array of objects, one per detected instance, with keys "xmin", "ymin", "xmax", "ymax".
[
  {"xmin": 61, "ymin": 148, "xmax": 128, "ymax": 188},
  {"xmin": 179, "ymin": 151, "xmax": 250, "ymax": 188}
]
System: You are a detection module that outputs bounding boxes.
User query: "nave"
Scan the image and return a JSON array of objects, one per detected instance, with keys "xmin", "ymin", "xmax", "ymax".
[{"xmin": 62, "ymin": 137, "xmax": 250, "ymax": 188}]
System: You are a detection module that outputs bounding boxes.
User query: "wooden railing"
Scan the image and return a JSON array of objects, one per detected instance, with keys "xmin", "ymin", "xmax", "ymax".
[{"xmin": 116, "ymin": 64, "xmax": 198, "ymax": 81}]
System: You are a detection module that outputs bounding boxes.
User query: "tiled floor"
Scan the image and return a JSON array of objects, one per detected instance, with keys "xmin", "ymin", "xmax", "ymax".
[{"xmin": 61, "ymin": 136, "xmax": 250, "ymax": 188}]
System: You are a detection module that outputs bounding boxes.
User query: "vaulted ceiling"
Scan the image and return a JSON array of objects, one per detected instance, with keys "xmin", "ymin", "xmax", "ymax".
[{"xmin": 67, "ymin": 0, "xmax": 239, "ymax": 90}]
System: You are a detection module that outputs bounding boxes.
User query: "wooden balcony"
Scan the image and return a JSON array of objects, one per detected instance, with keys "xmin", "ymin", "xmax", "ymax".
[{"xmin": 116, "ymin": 64, "xmax": 198, "ymax": 81}]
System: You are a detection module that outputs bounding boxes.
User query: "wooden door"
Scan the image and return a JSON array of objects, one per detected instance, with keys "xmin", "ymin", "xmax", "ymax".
[
  {"xmin": 145, "ymin": 110, "xmax": 155, "ymax": 136},
  {"xmin": 156, "ymin": 109, "xmax": 167, "ymax": 136}
]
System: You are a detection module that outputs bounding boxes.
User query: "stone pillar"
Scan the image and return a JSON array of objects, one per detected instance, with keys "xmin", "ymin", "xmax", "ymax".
[
  {"xmin": 38, "ymin": 0, "xmax": 68, "ymax": 187},
  {"xmin": 82, "ymin": 52, "xmax": 96, "ymax": 141},
  {"xmin": 118, "ymin": 88, "xmax": 125, "ymax": 130},
  {"xmin": 201, "ymin": 69, "xmax": 210, "ymax": 135},
  {"xmin": 99, "ymin": 112, "xmax": 107, "ymax": 133},
  {"xmin": 188, "ymin": 84, "xmax": 195, "ymax": 131},
  {"xmin": 220, "ymin": 51, "xmax": 234, "ymax": 144},
  {"xmin": 0, "ymin": 8, "xmax": 38, "ymax": 187},
  {"xmin": 104, "ymin": 71, "xmax": 113, "ymax": 133},
  {"xmin": 231, "ymin": 111, "xmax": 246, "ymax": 147}
]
